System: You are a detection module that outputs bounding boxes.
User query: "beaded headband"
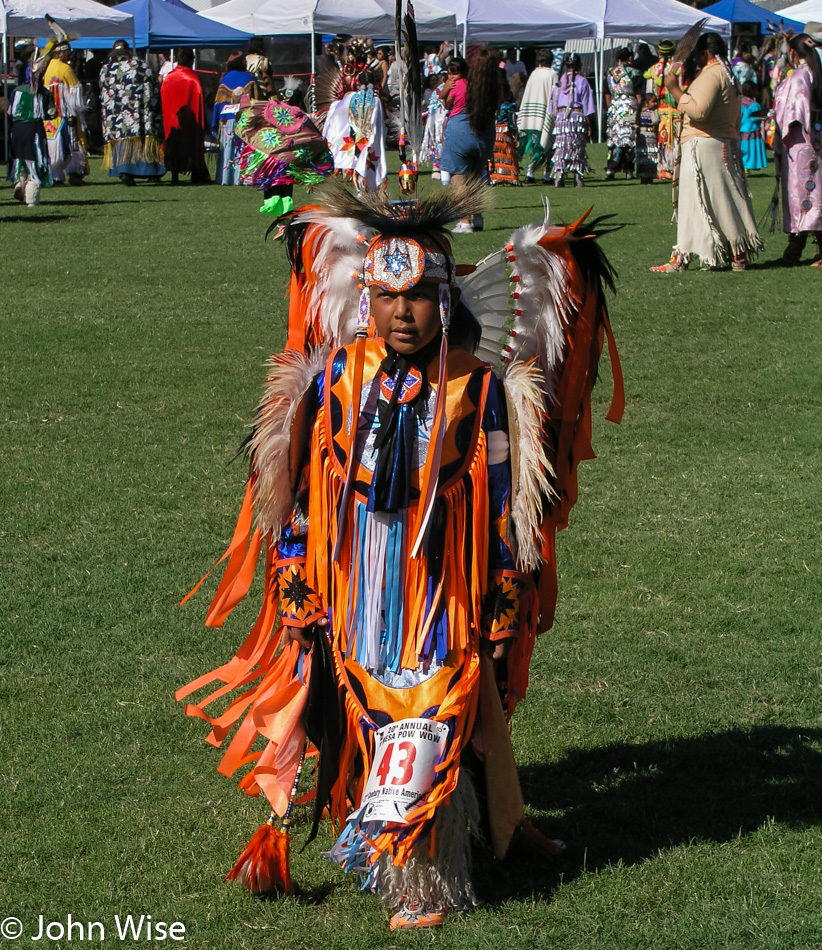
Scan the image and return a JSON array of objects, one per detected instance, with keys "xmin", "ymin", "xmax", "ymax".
[{"xmin": 363, "ymin": 235, "xmax": 455, "ymax": 292}]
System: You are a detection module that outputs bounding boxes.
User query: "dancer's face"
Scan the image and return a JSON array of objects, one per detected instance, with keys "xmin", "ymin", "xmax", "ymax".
[{"xmin": 370, "ymin": 280, "xmax": 442, "ymax": 355}]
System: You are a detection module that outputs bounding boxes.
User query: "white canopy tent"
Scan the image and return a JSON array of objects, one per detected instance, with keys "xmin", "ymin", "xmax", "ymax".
[
  {"xmin": 2, "ymin": 0, "xmax": 135, "ymax": 159},
  {"xmin": 777, "ymin": 0, "xmax": 822, "ymax": 24},
  {"xmin": 202, "ymin": 0, "xmax": 457, "ymax": 75},
  {"xmin": 430, "ymin": 0, "xmax": 597, "ymax": 44},
  {"xmin": 576, "ymin": 0, "xmax": 730, "ymax": 41},
  {"xmin": 569, "ymin": 0, "xmax": 731, "ymax": 140},
  {"xmin": 202, "ymin": 0, "xmax": 457, "ymax": 41},
  {"xmin": 1, "ymin": 0, "xmax": 134, "ymax": 37}
]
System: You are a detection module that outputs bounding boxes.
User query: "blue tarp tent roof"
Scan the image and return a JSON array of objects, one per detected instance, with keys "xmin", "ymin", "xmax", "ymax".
[
  {"xmin": 702, "ymin": 0, "xmax": 803, "ymax": 32},
  {"xmin": 64, "ymin": 0, "xmax": 252, "ymax": 48}
]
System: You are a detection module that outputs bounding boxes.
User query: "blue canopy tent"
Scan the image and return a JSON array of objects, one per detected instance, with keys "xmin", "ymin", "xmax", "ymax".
[
  {"xmin": 702, "ymin": 0, "xmax": 803, "ymax": 34},
  {"xmin": 63, "ymin": 0, "xmax": 253, "ymax": 48}
]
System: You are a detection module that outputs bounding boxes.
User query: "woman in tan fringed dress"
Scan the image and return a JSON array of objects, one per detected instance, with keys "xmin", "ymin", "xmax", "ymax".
[{"xmin": 651, "ymin": 32, "xmax": 763, "ymax": 273}]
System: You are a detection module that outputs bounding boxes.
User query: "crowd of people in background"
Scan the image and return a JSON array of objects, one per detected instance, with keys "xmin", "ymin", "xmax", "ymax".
[{"xmin": 6, "ymin": 27, "xmax": 822, "ymax": 266}]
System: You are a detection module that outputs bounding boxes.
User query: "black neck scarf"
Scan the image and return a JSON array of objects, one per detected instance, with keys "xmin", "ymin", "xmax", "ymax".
[{"xmin": 370, "ymin": 332, "xmax": 443, "ymax": 514}]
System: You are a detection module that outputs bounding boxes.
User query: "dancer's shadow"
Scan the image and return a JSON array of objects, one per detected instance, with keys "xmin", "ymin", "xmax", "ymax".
[
  {"xmin": 44, "ymin": 198, "xmax": 142, "ymax": 207},
  {"xmin": 474, "ymin": 725, "xmax": 822, "ymax": 903},
  {"xmin": 1, "ymin": 213, "xmax": 71, "ymax": 223}
]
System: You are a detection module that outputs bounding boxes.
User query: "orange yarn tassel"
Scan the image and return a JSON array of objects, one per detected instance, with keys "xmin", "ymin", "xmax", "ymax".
[{"xmin": 225, "ymin": 741, "xmax": 307, "ymax": 896}]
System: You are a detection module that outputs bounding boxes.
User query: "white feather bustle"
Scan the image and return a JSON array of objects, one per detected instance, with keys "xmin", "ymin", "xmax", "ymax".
[
  {"xmin": 248, "ymin": 346, "xmax": 329, "ymax": 539},
  {"xmin": 289, "ymin": 210, "xmax": 370, "ymax": 348},
  {"xmin": 458, "ymin": 249, "xmax": 512, "ymax": 369},
  {"xmin": 458, "ymin": 204, "xmax": 575, "ymax": 572},
  {"xmin": 502, "ymin": 360, "xmax": 556, "ymax": 573},
  {"xmin": 372, "ymin": 772, "xmax": 481, "ymax": 911},
  {"xmin": 507, "ymin": 215, "xmax": 574, "ymax": 398}
]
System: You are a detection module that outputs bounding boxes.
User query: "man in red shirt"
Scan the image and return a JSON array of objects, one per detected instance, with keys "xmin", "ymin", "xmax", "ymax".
[{"xmin": 160, "ymin": 47, "xmax": 210, "ymax": 184}]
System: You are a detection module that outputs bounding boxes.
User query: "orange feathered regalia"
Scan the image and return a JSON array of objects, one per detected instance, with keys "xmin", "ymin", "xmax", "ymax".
[{"xmin": 177, "ymin": 179, "xmax": 624, "ymax": 929}]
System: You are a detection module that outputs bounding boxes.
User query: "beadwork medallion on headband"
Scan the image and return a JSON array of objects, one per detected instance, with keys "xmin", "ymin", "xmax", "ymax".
[{"xmin": 363, "ymin": 236, "xmax": 453, "ymax": 291}]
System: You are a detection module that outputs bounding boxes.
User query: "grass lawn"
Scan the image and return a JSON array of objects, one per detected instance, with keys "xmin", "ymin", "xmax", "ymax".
[{"xmin": 1, "ymin": 145, "xmax": 820, "ymax": 950}]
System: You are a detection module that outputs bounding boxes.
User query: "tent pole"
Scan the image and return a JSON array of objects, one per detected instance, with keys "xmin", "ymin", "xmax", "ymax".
[
  {"xmin": 310, "ymin": 13, "xmax": 315, "ymax": 85},
  {"xmin": 592, "ymin": 38, "xmax": 599, "ymax": 146},
  {"xmin": 3, "ymin": 29, "xmax": 9, "ymax": 167},
  {"xmin": 598, "ymin": 39, "xmax": 605, "ymax": 144}
]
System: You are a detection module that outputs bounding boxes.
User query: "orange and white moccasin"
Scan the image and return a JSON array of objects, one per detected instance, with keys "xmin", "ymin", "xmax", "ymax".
[{"xmin": 388, "ymin": 899, "xmax": 446, "ymax": 931}]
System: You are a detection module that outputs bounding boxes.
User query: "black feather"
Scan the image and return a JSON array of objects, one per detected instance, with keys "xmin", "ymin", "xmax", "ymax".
[{"xmin": 564, "ymin": 213, "xmax": 620, "ymax": 296}]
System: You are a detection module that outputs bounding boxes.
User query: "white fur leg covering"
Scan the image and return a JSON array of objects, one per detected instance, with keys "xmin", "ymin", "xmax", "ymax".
[
  {"xmin": 25, "ymin": 180, "xmax": 40, "ymax": 207},
  {"xmin": 373, "ymin": 771, "xmax": 481, "ymax": 911}
]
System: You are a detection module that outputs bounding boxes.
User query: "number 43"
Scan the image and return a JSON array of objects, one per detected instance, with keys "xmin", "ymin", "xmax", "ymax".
[{"xmin": 374, "ymin": 741, "xmax": 417, "ymax": 787}]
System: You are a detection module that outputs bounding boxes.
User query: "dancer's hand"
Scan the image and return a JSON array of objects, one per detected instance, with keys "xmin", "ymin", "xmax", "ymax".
[
  {"xmin": 481, "ymin": 637, "xmax": 514, "ymax": 661},
  {"xmin": 283, "ymin": 616, "xmax": 328, "ymax": 651}
]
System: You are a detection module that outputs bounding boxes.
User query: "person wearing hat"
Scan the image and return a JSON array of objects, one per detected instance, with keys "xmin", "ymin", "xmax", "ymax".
[
  {"xmin": 42, "ymin": 41, "xmax": 89, "ymax": 185},
  {"xmin": 773, "ymin": 33, "xmax": 822, "ymax": 265},
  {"xmin": 644, "ymin": 39, "xmax": 682, "ymax": 181}
]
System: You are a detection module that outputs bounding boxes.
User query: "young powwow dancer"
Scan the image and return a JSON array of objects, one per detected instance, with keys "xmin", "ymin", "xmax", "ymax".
[
  {"xmin": 549, "ymin": 53, "xmax": 596, "ymax": 187},
  {"xmin": 177, "ymin": 180, "xmax": 624, "ymax": 929}
]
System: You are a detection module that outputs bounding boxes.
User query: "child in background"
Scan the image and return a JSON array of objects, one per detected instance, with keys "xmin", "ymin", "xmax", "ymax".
[
  {"xmin": 420, "ymin": 71, "xmax": 447, "ymax": 179},
  {"xmin": 489, "ymin": 72, "xmax": 521, "ymax": 185},
  {"xmin": 740, "ymin": 81, "xmax": 767, "ymax": 173},
  {"xmin": 635, "ymin": 93, "xmax": 660, "ymax": 184},
  {"xmin": 435, "ymin": 57, "xmax": 468, "ymax": 185}
]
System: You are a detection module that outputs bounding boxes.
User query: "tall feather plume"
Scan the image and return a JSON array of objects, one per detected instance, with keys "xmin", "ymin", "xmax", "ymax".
[
  {"xmin": 503, "ymin": 360, "xmax": 556, "ymax": 571},
  {"xmin": 395, "ymin": 0, "xmax": 424, "ymax": 163},
  {"xmin": 507, "ymin": 205, "xmax": 617, "ymax": 396},
  {"xmin": 45, "ymin": 14, "xmax": 70, "ymax": 43}
]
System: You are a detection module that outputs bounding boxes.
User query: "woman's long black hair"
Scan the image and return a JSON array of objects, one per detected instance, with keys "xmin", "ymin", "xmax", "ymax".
[{"xmin": 465, "ymin": 47, "xmax": 500, "ymax": 134}]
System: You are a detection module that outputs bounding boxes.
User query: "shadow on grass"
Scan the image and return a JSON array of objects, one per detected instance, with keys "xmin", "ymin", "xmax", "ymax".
[
  {"xmin": 42, "ymin": 198, "xmax": 144, "ymax": 206},
  {"xmin": 1, "ymin": 213, "xmax": 71, "ymax": 223},
  {"xmin": 475, "ymin": 725, "xmax": 822, "ymax": 903}
]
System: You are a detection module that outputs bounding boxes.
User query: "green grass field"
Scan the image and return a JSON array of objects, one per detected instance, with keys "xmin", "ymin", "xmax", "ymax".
[{"xmin": 1, "ymin": 146, "xmax": 820, "ymax": 949}]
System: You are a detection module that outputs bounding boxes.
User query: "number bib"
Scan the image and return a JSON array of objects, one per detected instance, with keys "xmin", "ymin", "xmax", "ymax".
[{"xmin": 358, "ymin": 719, "xmax": 449, "ymax": 824}]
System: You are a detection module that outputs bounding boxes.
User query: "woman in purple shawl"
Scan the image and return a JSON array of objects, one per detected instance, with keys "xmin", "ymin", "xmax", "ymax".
[
  {"xmin": 549, "ymin": 53, "xmax": 595, "ymax": 187},
  {"xmin": 774, "ymin": 34, "xmax": 822, "ymax": 265}
]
